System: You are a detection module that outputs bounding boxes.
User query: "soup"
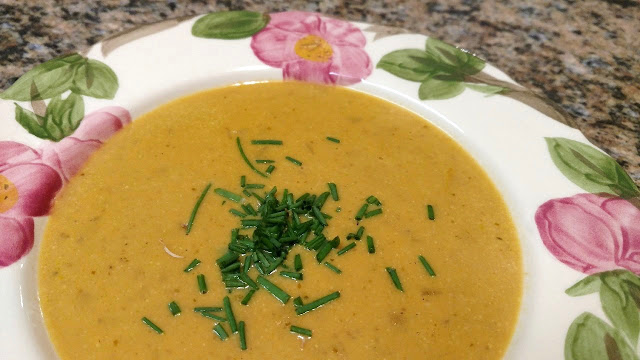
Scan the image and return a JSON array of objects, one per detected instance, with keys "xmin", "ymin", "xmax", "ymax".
[{"xmin": 39, "ymin": 82, "xmax": 522, "ymax": 359}]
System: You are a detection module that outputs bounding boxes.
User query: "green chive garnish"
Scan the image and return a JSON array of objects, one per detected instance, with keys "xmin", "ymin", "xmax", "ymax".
[
  {"xmin": 285, "ymin": 156, "xmax": 302, "ymax": 166},
  {"xmin": 266, "ymin": 165, "xmax": 275, "ymax": 174},
  {"xmin": 168, "ymin": 301, "xmax": 181, "ymax": 316},
  {"xmin": 186, "ymin": 183, "xmax": 211, "ymax": 235},
  {"xmin": 239, "ymin": 321, "xmax": 247, "ymax": 350},
  {"xmin": 223, "ymin": 296, "xmax": 238, "ymax": 333},
  {"xmin": 336, "ymin": 207, "xmax": 341, "ymax": 212},
  {"xmin": 213, "ymin": 323, "xmax": 229, "ymax": 340},
  {"xmin": 316, "ymin": 242, "xmax": 333, "ymax": 263},
  {"xmin": 326, "ymin": 136, "xmax": 340, "ymax": 143},
  {"xmin": 366, "ymin": 196, "xmax": 381, "ymax": 205},
  {"xmin": 312, "ymin": 206, "xmax": 327, "ymax": 226},
  {"xmin": 256, "ymin": 276, "xmax": 290, "ymax": 304},
  {"xmin": 197, "ymin": 274, "xmax": 208, "ymax": 294},
  {"xmin": 183, "ymin": 258, "xmax": 201, "ymax": 272},
  {"xmin": 418, "ymin": 255, "xmax": 436, "ymax": 276},
  {"xmin": 366, "ymin": 235, "xmax": 375, "ymax": 254},
  {"xmin": 355, "ymin": 203, "xmax": 368, "ymax": 221},
  {"xmin": 194, "ymin": 307, "xmax": 223, "ymax": 313},
  {"xmin": 239, "ymin": 273, "xmax": 259, "ymax": 290},
  {"xmin": 355, "ymin": 226, "xmax": 365, "ymax": 240},
  {"xmin": 214, "ymin": 188, "xmax": 243, "ymax": 203},
  {"xmin": 255, "ymin": 159, "xmax": 275, "ymax": 164},
  {"xmin": 241, "ymin": 289, "xmax": 256, "ymax": 305},
  {"xmin": 324, "ymin": 261, "xmax": 342, "ymax": 274},
  {"xmin": 386, "ymin": 267, "xmax": 403, "ymax": 291},
  {"xmin": 237, "ymin": 137, "xmax": 268, "ymax": 178},
  {"xmin": 290, "ymin": 325, "xmax": 312, "ymax": 337},
  {"xmin": 296, "ymin": 291, "xmax": 340, "ymax": 315},
  {"xmin": 245, "ymin": 184, "xmax": 265, "ymax": 189},
  {"xmin": 251, "ymin": 139, "xmax": 283, "ymax": 145},
  {"xmin": 427, "ymin": 205, "xmax": 435, "ymax": 220},
  {"xmin": 280, "ymin": 271, "xmax": 303, "ymax": 280},
  {"xmin": 293, "ymin": 296, "xmax": 304, "ymax": 307},
  {"xmin": 364, "ymin": 208, "xmax": 383, "ymax": 218},
  {"xmin": 294, "ymin": 254, "xmax": 302, "ymax": 271},
  {"xmin": 328, "ymin": 182, "xmax": 339, "ymax": 201},
  {"xmin": 230, "ymin": 208, "xmax": 247, "ymax": 218},
  {"xmin": 337, "ymin": 242, "xmax": 356, "ymax": 255},
  {"xmin": 141, "ymin": 317, "xmax": 163, "ymax": 334},
  {"xmin": 240, "ymin": 175, "xmax": 246, "ymax": 187},
  {"xmin": 242, "ymin": 189, "xmax": 252, "ymax": 197},
  {"xmin": 200, "ymin": 312, "xmax": 227, "ymax": 321}
]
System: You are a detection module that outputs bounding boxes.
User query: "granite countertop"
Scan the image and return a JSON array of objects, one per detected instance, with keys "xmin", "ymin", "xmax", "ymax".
[{"xmin": 1, "ymin": 0, "xmax": 638, "ymax": 183}]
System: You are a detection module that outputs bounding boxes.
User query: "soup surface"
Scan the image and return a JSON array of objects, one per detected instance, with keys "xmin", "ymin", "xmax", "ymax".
[{"xmin": 39, "ymin": 82, "xmax": 522, "ymax": 360}]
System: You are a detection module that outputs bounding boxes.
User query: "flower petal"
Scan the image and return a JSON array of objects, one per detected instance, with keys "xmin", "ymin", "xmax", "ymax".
[
  {"xmin": 41, "ymin": 137, "xmax": 102, "ymax": 182},
  {"xmin": 0, "ymin": 215, "xmax": 34, "ymax": 267},
  {"xmin": 601, "ymin": 197, "xmax": 640, "ymax": 274},
  {"xmin": 267, "ymin": 11, "xmax": 324, "ymax": 34},
  {"xmin": 282, "ymin": 59, "xmax": 334, "ymax": 84},
  {"xmin": 1, "ymin": 163, "xmax": 62, "ymax": 217},
  {"xmin": 317, "ymin": 16, "xmax": 367, "ymax": 47},
  {"xmin": 328, "ymin": 45, "xmax": 373, "ymax": 85},
  {"xmin": 251, "ymin": 27, "xmax": 304, "ymax": 67},
  {"xmin": 71, "ymin": 106, "xmax": 131, "ymax": 142},
  {"xmin": 0, "ymin": 141, "xmax": 41, "ymax": 168}
]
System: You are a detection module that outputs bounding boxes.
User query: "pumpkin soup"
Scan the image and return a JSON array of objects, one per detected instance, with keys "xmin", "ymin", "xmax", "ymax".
[{"xmin": 39, "ymin": 81, "xmax": 522, "ymax": 359}]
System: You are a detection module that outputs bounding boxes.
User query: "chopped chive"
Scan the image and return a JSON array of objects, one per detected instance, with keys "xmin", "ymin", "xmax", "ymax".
[
  {"xmin": 256, "ymin": 276, "xmax": 290, "ymax": 304},
  {"xmin": 223, "ymin": 296, "xmax": 238, "ymax": 333},
  {"xmin": 213, "ymin": 323, "xmax": 229, "ymax": 340},
  {"xmin": 200, "ymin": 312, "xmax": 227, "ymax": 321},
  {"xmin": 194, "ymin": 307, "xmax": 223, "ymax": 313},
  {"xmin": 255, "ymin": 159, "xmax": 275, "ymax": 164},
  {"xmin": 183, "ymin": 258, "xmax": 201, "ymax": 272},
  {"xmin": 214, "ymin": 188, "xmax": 243, "ymax": 203},
  {"xmin": 197, "ymin": 274, "xmax": 208, "ymax": 294},
  {"xmin": 241, "ymin": 219, "xmax": 260, "ymax": 227},
  {"xmin": 242, "ymin": 203, "xmax": 257, "ymax": 216},
  {"xmin": 240, "ymin": 175, "xmax": 246, "ymax": 187},
  {"xmin": 251, "ymin": 139, "xmax": 283, "ymax": 145},
  {"xmin": 328, "ymin": 183, "xmax": 339, "ymax": 201},
  {"xmin": 186, "ymin": 183, "xmax": 211, "ymax": 235},
  {"xmin": 336, "ymin": 207, "xmax": 341, "ymax": 212},
  {"xmin": 168, "ymin": 301, "xmax": 181, "ymax": 316},
  {"xmin": 221, "ymin": 262, "xmax": 242, "ymax": 273},
  {"xmin": 355, "ymin": 203, "xmax": 369, "ymax": 221},
  {"xmin": 294, "ymin": 254, "xmax": 302, "ymax": 271},
  {"xmin": 293, "ymin": 296, "xmax": 304, "ymax": 307},
  {"xmin": 237, "ymin": 137, "xmax": 268, "ymax": 178},
  {"xmin": 285, "ymin": 156, "xmax": 303, "ymax": 166},
  {"xmin": 266, "ymin": 165, "xmax": 276, "ymax": 174},
  {"xmin": 312, "ymin": 206, "xmax": 327, "ymax": 226},
  {"xmin": 242, "ymin": 189, "xmax": 252, "ymax": 197},
  {"xmin": 386, "ymin": 267, "xmax": 403, "ymax": 291},
  {"xmin": 418, "ymin": 255, "xmax": 436, "ymax": 276},
  {"xmin": 241, "ymin": 289, "xmax": 256, "ymax": 305},
  {"xmin": 355, "ymin": 226, "xmax": 365, "ymax": 240},
  {"xmin": 216, "ymin": 251, "xmax": 239, "ymax": 267},
  {"xmin": 337, "ymin": 242, "xmax": 356, "ymax": 255},
  {"xmin": 279, "ymin": 271, "xmax": 303, "ymax": 280},
  {"xmin": 427, "ymin": 205, "xmax": 435, "ymax": 220},
  {"xmin": 366, "ymin": 235, "xmax": 375, "ymax": 254},
  {"xmin": 290, "ymin": 325, "xmax": 312, "ymax": 337},
  {"xmin": 239, "ymin": 321, "xmax": 247, "ymax": 350},
  {"xmin": 364, "ymin": 208, "xmax": 383, "ymax": 218},
  {"xmin": 229, "ymin": 208, "xmax": 247, "ymax": 218},
  {"xmin": 296, "ymin": 291, "xmax": 341, "ymax": 315},
  {"xmin": 141, "ymin": 317, "xmax": 163, "ymax": 334},
  {"xmin": 324, "ymin": 261, "xmax": 342, "ymax": 274},
  {"xmin": 366, "ymin": 196, "xmax": 381, "ymax": 206},
  {"xmin": 245, "ymin": 183, "xmax": 265, "ymax": 189},
  {"xmin": 326, "ymin": 136, "xmax": 340, "ymax": 144},
  {"xmin": 239, "ymin": 273, "xmax": 259, "ymax": 290},
  {"xmin": 316, "ymin": 242, "xmax": 333, "ymax": 263}
]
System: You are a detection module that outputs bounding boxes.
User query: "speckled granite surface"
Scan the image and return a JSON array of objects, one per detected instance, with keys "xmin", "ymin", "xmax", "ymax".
[{"xmin": 1, "ymin": 0, "xmax": 638, "ymax": 182}]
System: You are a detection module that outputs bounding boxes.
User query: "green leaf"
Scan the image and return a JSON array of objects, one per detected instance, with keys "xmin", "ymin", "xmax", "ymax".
[
  {"xmin": 424, "ymin": 37, "xmax": 485, "ymax": 76},
  {"xmin": 566, "ymin": 274, "xmax": 603, "ymax": 297},
  {"xmin": 418, "ymin": 77, "xmax": 465, "ymax": 100},
  {"xmin": 192, "ymin": 11, "xmax": 270, "ymax": 39},
  {"xmin": 46, "ymin": 93, "xmax": 85, "ymax": 136},
  {"xmin": 565, "ymin": 312, "xmax": 639, "ymax": 360},
  {"xmin": 601, "ymin": 275, "xmax": 640, "ymax": 345},
  {"xmin": 70, "ymin": 59, "xmax": 118, "ymax": 99},
  {"xmin": 464, "ymin": 83, "xmax": 506, "ymax": 96},
  {"xmin": 1, "ymin": 54, "xmax": 83, "ymax": 101},
  {"xmin": 376, "ymin": 49, "xmax": 436, "ymax": 81},
  {"xmin": 545, "ymin": 137, "xmax": 640, "ymax": 198},
  {"xmin": 14, "ymin": 103, "xmax": 51, "ymax": 139}
]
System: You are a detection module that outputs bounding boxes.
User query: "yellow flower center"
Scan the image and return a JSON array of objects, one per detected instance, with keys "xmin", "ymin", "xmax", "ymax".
[
  {"xmin": 294, "ymin": 35, "xmax": 333, "ymax": 62},
  {"xmin": 0, "ymin": 174, "xmax": 18, "ymax": 213}
]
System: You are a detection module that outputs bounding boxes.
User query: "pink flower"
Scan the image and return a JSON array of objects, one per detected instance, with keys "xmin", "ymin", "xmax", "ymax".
[
  {"xmin": 0, "ymin": 106, "xmax": 131, "ymax": 268},
  {"xmin": 251, "ymin": 11, "xmax": 372, "ymax": 85},
  {"xmin": 535, "ymin": 193, "xmax": 640, "ymax": 275},
  {"xmin": 41, "ymin": 106, "xmax": 131, "ymax": 181}
]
